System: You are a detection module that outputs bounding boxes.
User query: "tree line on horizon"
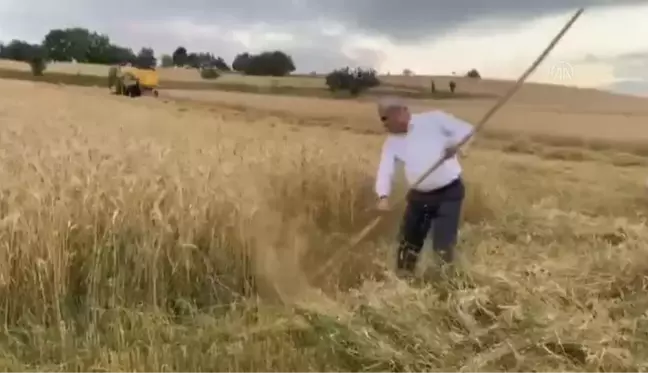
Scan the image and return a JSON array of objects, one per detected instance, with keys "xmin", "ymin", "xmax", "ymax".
[
  {"xmin": 0, "ymin": 26, "xmax": 481, "ymax": 96},
  {"xmin": 0, "ymin": 27, "xmax": 298, "ymax": 77}
]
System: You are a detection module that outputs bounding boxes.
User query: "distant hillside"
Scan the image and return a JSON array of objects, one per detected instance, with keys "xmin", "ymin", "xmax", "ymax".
[
  {"xmin": 1, "ymin": 58, "xmax": 645, "ymax": 110},
  {"xmin": 605, "ymin": 80, "xmax": 648, "ymax": 97},
  {"xmin": 380, "ymin": 75, "xmax": 648, "ymax": 113}
]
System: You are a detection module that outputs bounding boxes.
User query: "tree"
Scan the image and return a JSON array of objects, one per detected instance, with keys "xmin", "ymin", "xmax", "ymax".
[
  {"xmin": 213, "ymin": 56, "xmax": 230, "ymax": 71},
  {"xmin": 179, "ymin": 52, "xmax": 227, "ymax": 70},
  {"xmin": 42, "ymin": 28, "xmax": 91, "ymax": 62},
  {"xmin": 325, "ymin": 67, "xmax": 380, "ymax": 96},
  {"xmin": 172, "ymin": 46, "xmax": 188, "ymax": 66},
  {"xmin": 466, "ymin": 68, "xmax": 481, "ymax": 79},
  {"xmin": 41, "ymin": 27, "xmax": 134, "ymax": 64},
  {"xmin": 105, "ymin": 45, "xmax": 136, "ymax": 65},
  {"xmin": 86, "ymin": 31, "xmax": 113, "ymax": 63},
  {"xmin": 0, "ymin": 39, "xmax": 43, "ymax": 62},
  {"xmin": 134, "ymin": 47, "xmax": 156, "ymax": 69},
  {"xmin": 0, "ymin": 39, "xmax": 47, "ymax": 75},
  {"xmin": 403, "ymin": 68, "xmax": 413, "ymax": 76},
  {"xmin": 43, "ymin": 28, "xmax": 95, "ymax": 62},
  {"xmin": 42, "ymin": 29, "xmax": 73, "ymax": 61},
  {"xmin": 232, "ymin": 52, "xmax": 250, "ymax": 72},
  {"xmin": 238, "ymin": 51, "xmax": 295, "ymax": 76},
  {"xmin": 196, "ymin": 53, "xmax": 230, "ymax": 70},
  {"xmin": 160, "ymin": 54, "xmax": 174, "ymax": 67},
  {"xmin": 186, "ymin": 52, "xmax": 200, "ymax": 68}
]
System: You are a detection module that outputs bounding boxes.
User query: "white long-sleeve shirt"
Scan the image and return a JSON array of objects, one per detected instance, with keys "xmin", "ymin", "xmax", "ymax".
[{"xmin": 375, "ymin": 110, "xmax": 474, "ymax": 197}]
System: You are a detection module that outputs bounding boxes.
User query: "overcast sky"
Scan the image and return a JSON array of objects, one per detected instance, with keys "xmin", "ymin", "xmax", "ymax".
[{"xmin": 1, "ymin": 1, "xmax": 648, "ymax": 93}]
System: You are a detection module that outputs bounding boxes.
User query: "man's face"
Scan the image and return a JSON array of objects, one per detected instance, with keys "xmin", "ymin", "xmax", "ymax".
[{"xmin": 381, "ymin": 105, "xmax": 411, "ymax": 133}]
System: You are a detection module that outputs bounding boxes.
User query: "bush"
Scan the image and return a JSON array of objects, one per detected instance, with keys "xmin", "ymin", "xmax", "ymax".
[
  {"xmin": 200, "ymin": 68, "xmax": 220, "ymax": 80},
  {"xmin": 28, "ymin": 56, "xmax": 46, "ymax": 76},
  {"xmin": 325, "ymin": 67, "xmax": 380, "ymax": 96},
  {"xmin": 160, "ymin": 54, "xmax": 174, "ymax": 68},
  {"xmin": 466, "ymin": 68, "xmax": 481, "ymax": 79}
]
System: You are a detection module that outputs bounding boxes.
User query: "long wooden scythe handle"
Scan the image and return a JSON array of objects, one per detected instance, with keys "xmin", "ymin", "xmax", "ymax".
[{"xmin": 313, "ymin": 8, "xmax": 585, "ymax": 281}]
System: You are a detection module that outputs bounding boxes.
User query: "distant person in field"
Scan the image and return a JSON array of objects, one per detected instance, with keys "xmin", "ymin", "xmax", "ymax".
[{"xmin": 374, "ymin": 96, "xmax": 473, "ymax": 275}]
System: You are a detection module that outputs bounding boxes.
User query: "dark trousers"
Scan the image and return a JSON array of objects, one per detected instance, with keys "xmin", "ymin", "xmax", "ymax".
[{"xmin": 397, "ymin": 178, "xmax": 465, "ymax": 272}]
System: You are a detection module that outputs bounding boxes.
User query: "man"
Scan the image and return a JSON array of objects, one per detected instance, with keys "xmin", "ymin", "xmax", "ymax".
[{"xmin": 374, "ymin": 96, "xmax": 473, "ymax": 274}]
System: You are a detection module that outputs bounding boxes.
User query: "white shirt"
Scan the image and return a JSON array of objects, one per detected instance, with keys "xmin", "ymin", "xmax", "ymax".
[{"xmin": 375, "ymin": 110, "xmax": 474, "ymax": 197}]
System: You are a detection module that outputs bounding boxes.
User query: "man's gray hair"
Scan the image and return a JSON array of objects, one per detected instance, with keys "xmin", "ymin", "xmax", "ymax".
[{"xmin": 377, "ymin": 96, "xmax": 407, "ymax": 116}]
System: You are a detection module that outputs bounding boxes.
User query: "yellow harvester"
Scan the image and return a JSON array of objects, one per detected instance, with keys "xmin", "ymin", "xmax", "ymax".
[{"xmin": 108, "ymin": 64, "xmax": 159, "ymax": 97}]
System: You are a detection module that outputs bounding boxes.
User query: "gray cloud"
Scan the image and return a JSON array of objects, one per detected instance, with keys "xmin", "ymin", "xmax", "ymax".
[
  {"xmin": 307, "ymin": 0, "xmax": 645, "ymax": 41},
  {"xmin": 606, "ymin": 80, "xmax": 648, "ymax": 96},
  {"xmin": 577, "ymin": 50, "xmax": 648, "ymax": 81},
  {"xmin": 580, "ymin": 50, "xmax": 648, "ymax": 96},
  {"xmin": 0, "ymin": 0, "xmax": 646, "ymax": 72},
  {"xmin": 28, "ymin": 0, "xmax": 634, "ymax": 42},
  {"xmin": 610, "ymin": 52, "xmax": 648, "ymax": 82},
  {"xmin": 276, "ymin": 35, "xmax": 387, "ymax": 73}
]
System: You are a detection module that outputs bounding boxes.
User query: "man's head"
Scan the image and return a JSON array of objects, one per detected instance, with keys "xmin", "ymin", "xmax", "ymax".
[{"xmin": 377, "ymin": 96, "xmax": 411, "ymax": 134}]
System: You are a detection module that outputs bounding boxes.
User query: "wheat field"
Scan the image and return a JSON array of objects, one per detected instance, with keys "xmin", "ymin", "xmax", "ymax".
[
  {"xmin": 1, "ymin": 77, "xmax": 648, "ymax": 371},
  {"xmin": 161, "ymin": 83, "xmax": 648, "ymax": 152},
  {"xmin": 5, "ymin": 58, "xmax": 621, "ymax": 95}
]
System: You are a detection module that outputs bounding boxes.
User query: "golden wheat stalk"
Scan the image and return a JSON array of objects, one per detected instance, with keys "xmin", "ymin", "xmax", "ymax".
[{"xmin": 314, "ymin": 7, "xmax": 586, "ymax": 281}]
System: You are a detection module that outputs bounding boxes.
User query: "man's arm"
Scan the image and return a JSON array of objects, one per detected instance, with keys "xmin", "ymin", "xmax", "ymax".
[
  {"xmin": 439, "ymin": 112, "xmax": 474, "ymax": 148},
  {"xmin": 375, "ymin": 139, "xmax": 396, "ymax": 199}
]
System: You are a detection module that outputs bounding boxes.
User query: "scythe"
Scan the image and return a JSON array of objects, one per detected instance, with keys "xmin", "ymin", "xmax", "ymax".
[{"xmin": 313, "ymin": 8, "xmax": 586, "ymax": 282}]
